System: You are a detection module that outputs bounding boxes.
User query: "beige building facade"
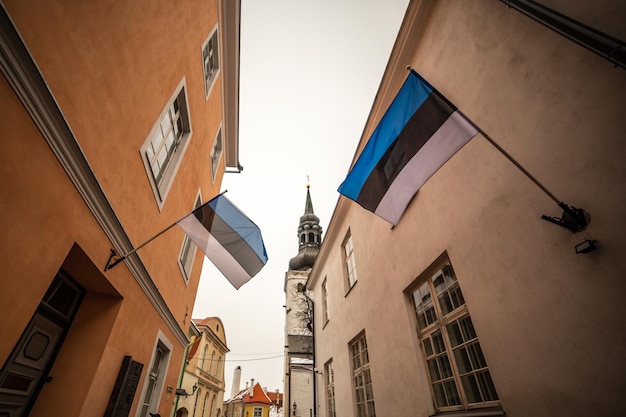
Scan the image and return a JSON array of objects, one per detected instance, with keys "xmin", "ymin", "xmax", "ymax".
[
  {"xmin": 0, "ymin": 0, "xmax": 240, "ymax": 416},
  {"xmin": 307, "ymin": 1, "xmax": 626, "ymax": 417},
  {"xmin": 177, "ymin": 317, "xmax": 229, "ymax": 417}
]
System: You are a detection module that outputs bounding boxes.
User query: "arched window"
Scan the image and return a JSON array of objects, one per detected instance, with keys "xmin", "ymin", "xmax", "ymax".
[
  {"xmin": 209, "ymin": 351, "xmax": 215, "ymax": 374},
  {"xmin": 300, "ymin": 234, "xmax": 305, "ymax": 244},
  {"xmin": 308, "ymin": 232, "xmax": 314, "ymax": 244},
  {"xmin": 216, "ymin": 355, "xmax": 222, "ymax": 376},
  {"xmin": 192, "ymin": 388, "xmax": 201, "ymax": 417},
  {"xmin": 210, "ymin": 394, "xmax": 216, "ymax": 416},
  {"xmin": 202, "ymin": 345, "xmax": 208, "ymax": 371},
  {"xmin": 202, "ymin": 392, "xmax": 209, "ymax": 417}
]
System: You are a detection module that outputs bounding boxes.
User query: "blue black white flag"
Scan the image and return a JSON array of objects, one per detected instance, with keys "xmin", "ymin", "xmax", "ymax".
[
  {"xmin": 338, "ymin": 70, "xmax": 479, "ymax": 225},
  {"xmin": 177, "ymin": 194, "xmax": 268, "ymax": 289}
]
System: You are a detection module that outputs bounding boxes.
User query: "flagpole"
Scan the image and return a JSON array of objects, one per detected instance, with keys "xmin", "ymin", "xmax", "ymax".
[
  {"xmin": 477, "ymin": 128, "xmax": 560, "ymax": 205},
  {"xmin": 405, "ymin": 65, "xmax": 589, "ymax": 232},
  {"xmin": 473, "ymin": 117, "xmax": 590, "ymax": 232},
  {"xmin": 104, "ymin": 190, "xmax": 228, "ymax": 271}
]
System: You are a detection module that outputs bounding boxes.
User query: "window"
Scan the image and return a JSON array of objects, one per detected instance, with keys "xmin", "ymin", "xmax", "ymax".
[
  {"xmin": 202, "ymin": 28, "xmax": 219, "ymax": 97},
  {"xmin": 409, "ymin": 258, "xmax": 499, "ymax": 411},
  {"xmin": 138, "ymin": 333, "xmax": 171, "ymax": 417},
  {"xmin": 179, "ymin": 194, "xmax": 202, "ymax": 282},
  {"xmin": 350, "ymin": 333, "xmax": 375, "ymax": 417},
  {"xmin": 141, "ymin": 80, "xmax": 192, "ymax": 207},
  {"xmin": 210, "ymin": 128, "xmax": 223, "ymax": 180},
  {"xmin": 342, "ymin": 230, "xmax": 358, "ymax": 290},
  {"xmin": 202, "ymin": 392, "xmax": 209, "ymax": 417},
  {"xmin": 321, "ymin": 278, "xmax": 329, "ymax": 324},
  {"xmin": 324, "ymin": 359, "xmax": 336, "ymax": 417},
  {"xmin": 253, "ymin": 407, "xmax": 262, "ymax": 417},
  {"xmin": 193, "ymin": 388, "xmax": 201, "ymax": 417},
  {"xmin": 209, "ymin": 351, "xmax": 215, "ymax": 374},
  {"xmin": 202, "ymin": 345, "xmax": 209, "ymax": 371}
]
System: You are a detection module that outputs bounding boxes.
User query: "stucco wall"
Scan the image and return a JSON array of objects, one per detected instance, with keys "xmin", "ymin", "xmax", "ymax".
[
  {"xmin": 1, "ymin": 0, "xmax": 230, "ymax": 415},
  {"xmin": 309, "ymin": 1, "xmax": 626, "ymax": 416}
]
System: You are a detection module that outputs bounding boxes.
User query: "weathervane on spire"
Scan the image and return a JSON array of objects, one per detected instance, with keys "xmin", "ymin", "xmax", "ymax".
[{"xmin": 306, "ymin": 175, "xmax": 310, "ymax": 189}]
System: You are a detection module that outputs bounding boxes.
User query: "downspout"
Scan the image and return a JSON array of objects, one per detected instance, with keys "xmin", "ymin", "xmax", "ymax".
[
  {"xmin": 500, "ymin": 0, "xmax": 625, "ymax": 69},
  {"xmin": 172, "ymin": 334, "xmax": 199, "ymax": 417}
]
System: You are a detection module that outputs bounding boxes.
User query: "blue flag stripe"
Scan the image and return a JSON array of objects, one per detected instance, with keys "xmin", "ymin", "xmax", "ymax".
[
  {"xmin": 355, "ymin": 92, "xmax": 455, "ymax": 211},
  {"xmin": 191, "ymin": 205, "xmax": 264, "ymax": 277},
  {"xmin": 205, "ymin": 195, "xmax": 268, "ymax": 264},
  {"xmin": 338, "ymin": 72, "xmax": 433, "ymax": 200}
]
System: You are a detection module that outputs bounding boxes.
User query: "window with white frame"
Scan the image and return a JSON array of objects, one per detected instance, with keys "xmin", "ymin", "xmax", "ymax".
[
  {"xmin": 342, "ymin": 230, "xmax": 357, "ymax": 290},
  {"xmin": 409, "ymin": 257, "xmax": 499, "ymax": 411},
  {"xmin": 350, "ymin": 333, "xmax": 375, "ymax": 417},
  {"xmin": 202, "ymin": 345, "xmax": 209, "ymax": 371},
  {"xmin": 325, "ymin": 359, "xmax": 336, "ymax": 417},
  {"xmin": 253, "ymin": 407, "xmax": 262, "ymax": 417},
  {"xmin": 322, "ymin": 278, "xmax": 329, "ymax": 324},
  {"xmin": 141, "ymin": 81, "xmax": 192, "ymax": 207},
  {"xmin": 209, "ymin": 350, "xmax": 215, "ymax": 374},
  {"xmin": 138, "ymin": 334, "xmax": 171, "ymax": 417},
  {"xmin": 179, "ymin": 194, "xmax": 202, "ymax": 282},
  {"xmin": 210, "ymin": 128, "xmax": 222, "ymax": 180},
  {"xmin": 202, "ymin": 28, "xmax": 219, "ymax": 98}
]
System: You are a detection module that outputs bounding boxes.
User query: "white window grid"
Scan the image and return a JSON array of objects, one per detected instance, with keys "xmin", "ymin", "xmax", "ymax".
[
  {"xmin": 343, "ymin": 232, "xmax": 357, "ymax": 289},
  {"xmin": 210, "ymin": 128, "xmax": 223, "ymax": 180},
  {"xmin": 325, "ymin": 359, "xmax": 336, "ymax": 417},
  {"xmin": 202, "ymin": 28, "xmax": 219, "ymax": 97},
  {"xmin": 350, "ymin": 333, "xmax": 375, "ymax": 417},
  {"xmin": 179, "ymin": 194, "xmax": 202, "ymax": 282},
  {"xmin": 410, "ymin": 260, "xmax": 500, "ymax": 411},
  {"xmin": 145, "ymin": 94, "xmax": 184, "ymax": 186}
]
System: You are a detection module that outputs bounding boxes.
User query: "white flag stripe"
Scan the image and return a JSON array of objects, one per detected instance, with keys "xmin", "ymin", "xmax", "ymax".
[
  {"xmin": 375, "ymin": 111, "xmax": 478, "ymax": 224},
  {"xmin": 177, "ymin": 214, "xmax": 252, "ymax": 289}
]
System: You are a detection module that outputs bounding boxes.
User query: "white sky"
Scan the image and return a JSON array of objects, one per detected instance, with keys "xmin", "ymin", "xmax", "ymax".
[{"xmin": 192, "ymin": 0, "xmax": 409, "ymax": 395}]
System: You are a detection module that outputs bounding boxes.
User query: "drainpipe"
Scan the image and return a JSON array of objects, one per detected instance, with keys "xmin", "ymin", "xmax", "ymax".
[
  {"xmin": 500, "ymin": 0, "xmax": 625, "ymax": 69},
  {"xmin": 172, "ymin": 334, "xmax": 199, "ymax": 417}
]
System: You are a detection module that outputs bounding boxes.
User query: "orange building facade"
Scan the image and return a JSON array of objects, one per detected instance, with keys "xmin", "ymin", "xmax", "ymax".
[{"xmin": 0, "ymin": 1, "xmax": 240, "ymax": 416}]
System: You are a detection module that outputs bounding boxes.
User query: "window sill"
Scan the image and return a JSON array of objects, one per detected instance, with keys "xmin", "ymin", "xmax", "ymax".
[
  {"xmin": 344, "ymin": 280, "xmax": 358, "ymax": 297},
  {"xmin": 431, "ymin": 407, "xmax": 504, "ymax": 417}
]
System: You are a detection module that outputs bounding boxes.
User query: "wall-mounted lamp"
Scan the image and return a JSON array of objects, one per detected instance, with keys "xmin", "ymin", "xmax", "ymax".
[
  {"xmin": 575, "ymin": 239, "xmax": 597, "ymax": 254},
  {"xmin": 293, "ymin": 401, "xmax": 297, "ymax": 416},
  {"xmin": 175, "ymin": 382, "xmax": 198, "ymax": 397}
]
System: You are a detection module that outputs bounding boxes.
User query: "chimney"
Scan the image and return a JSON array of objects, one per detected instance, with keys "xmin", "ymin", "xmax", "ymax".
[
  {"xmin": 230, "ymin": 366, "xmax": 242, "ymax": 400},
  {"xmin": 250, "ymin": 378, "xmax": 255, "ymax": 391}
]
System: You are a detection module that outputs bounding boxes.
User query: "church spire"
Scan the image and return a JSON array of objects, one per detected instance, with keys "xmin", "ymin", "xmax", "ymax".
[{"xmin": 288, "ymin": 183, "xmax": 323, "ymax": 271}]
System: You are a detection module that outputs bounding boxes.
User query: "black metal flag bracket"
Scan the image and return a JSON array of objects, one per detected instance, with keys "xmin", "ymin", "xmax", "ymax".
[
  {"xmin": 541, "ymin": 203, "xmax": 590, "ymax": 233},
  {"xmin": 105, "ymin": 249, "xmax": 125, "ymax": 271},
  {"xmin": 103, "ymin": 189, "xmax": 228, "ymax": 272},
  {"xmin": 477, "ymin": 129, "xmax": 591, "ymax": 233}
]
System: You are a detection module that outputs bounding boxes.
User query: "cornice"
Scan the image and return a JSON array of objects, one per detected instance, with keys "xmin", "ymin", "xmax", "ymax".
[
  {"xmin": 219, "ymin": 0, "xmax": 241, "ymax": 170},
  {"xmin": 0, "ymin": 4, "xmax": 187, "ymax": 346}
]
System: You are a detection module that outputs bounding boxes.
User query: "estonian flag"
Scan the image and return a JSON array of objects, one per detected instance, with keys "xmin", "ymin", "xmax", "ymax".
[
  {"xmin": 177, "ymin": 194, "xmax": 268, "ymax": 289},
  {"xmin": 338, "ymin": 70, "xmax": 479, "ymax": 226}
]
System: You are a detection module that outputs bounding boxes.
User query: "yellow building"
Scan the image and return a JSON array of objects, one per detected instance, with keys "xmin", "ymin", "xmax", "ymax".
[
  {"xmin": 308, "ymin": 1, "xmax": 626, "ymax": 417},
  {"xmin": 177, "ymin": 317, "xmax": 229, "ymax": 417},
  {"xmin": 224, "ymin": 380, "xmax": 272, "ymax": 417},
  {"xmin": 0, "ymin": 0, "xmax": 241, "ymax": 416}
]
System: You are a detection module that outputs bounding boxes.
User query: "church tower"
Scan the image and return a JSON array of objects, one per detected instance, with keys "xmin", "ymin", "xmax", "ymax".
[{"xmin": 284, "ymin": 184, "xmax": 322, "ymax": 417}]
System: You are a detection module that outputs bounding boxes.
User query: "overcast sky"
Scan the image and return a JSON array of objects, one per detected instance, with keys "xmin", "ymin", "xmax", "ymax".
[{"xmin": 192, "ymin": 0, "xmax": 409, "ymax": 395}]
